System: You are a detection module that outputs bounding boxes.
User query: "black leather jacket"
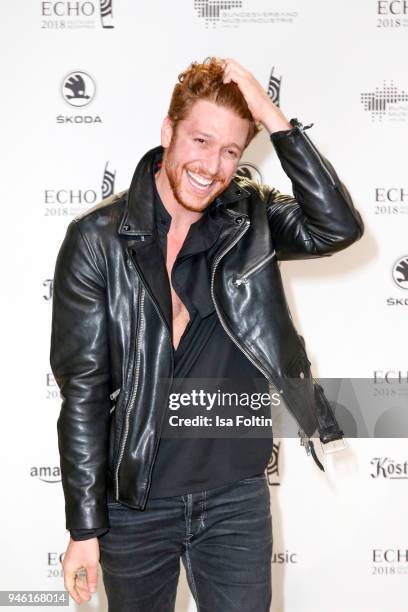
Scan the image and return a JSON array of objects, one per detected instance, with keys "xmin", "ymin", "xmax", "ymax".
[{"xmin": 50, "ymin": 118, "xmax": 364, "ymax": 531}]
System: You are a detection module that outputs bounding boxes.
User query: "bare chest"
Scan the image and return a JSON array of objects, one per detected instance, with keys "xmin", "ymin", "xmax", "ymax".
[{"xmin": 166, "ymin": 233, "xmax": 190, "ymax": 351}]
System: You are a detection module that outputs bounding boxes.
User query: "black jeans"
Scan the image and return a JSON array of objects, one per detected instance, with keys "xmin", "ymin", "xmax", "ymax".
[{"xmin": 99, "ymin": 473, "xmax": 273, "ymax": 611}]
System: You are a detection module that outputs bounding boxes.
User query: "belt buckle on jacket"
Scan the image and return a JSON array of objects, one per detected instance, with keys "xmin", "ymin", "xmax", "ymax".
[{"xmin": 320, "ymin": 437, "xmax": 347, "ymax": 455}]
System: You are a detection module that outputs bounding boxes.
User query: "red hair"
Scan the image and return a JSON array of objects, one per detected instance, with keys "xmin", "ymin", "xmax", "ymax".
[{"xmin": 167, "ymin": 57, "xmax": 262, "ymax": 149}]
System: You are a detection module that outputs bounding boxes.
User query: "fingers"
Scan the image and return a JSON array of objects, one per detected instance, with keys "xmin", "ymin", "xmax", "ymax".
[
  {"xmin": 64, "ymin": 567, "xmax": 98, "ymax": 604},
  {"xmin": 65, "ymin": 571, "xmax": 90, "ymax": 605},
  {"xmin": 86, "ymin": 565, "xmax": 99, "ymax": 594},
  {"xmin": 221, "ymin": 58, "xmax": 245, "ymax": 74},
  {"xmin": 222, "ymin": 60, "xmax": 235, "ymax": 84},
  {"xmin": 220, "ymin": 58, "xmax": 247, "ymax": 85},
  {"xmin": 75, "ymin": 574, "xmax": 93, "ymax": 603},
  {"xmin": 223, "ymin": 67, "xmax": 232, "ymax": 84},
  {"xmin": 77, "ymin": 573, "xmax": 96, "ymax": 599}
]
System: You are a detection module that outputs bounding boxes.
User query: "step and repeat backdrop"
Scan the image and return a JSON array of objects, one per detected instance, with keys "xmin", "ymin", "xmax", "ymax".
[{"xmin": 1, "ymin": 1, "xmax": 407, "ymax": 611}]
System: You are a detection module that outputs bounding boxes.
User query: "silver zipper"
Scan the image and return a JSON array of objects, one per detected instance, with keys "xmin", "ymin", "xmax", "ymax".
[
  {"xmin": 114, "ymin": 286, "xmax": 146, "ymax": 499},
  {"xmin": 109, "ymin": 387, "xmax": 120, "ymax": 414},
  {"xmin": 118, "ymin": 247, "xmax": 175, "ymax": 507},
  {"xmin": 234, "ymin": 249, "xmax": 276, "ymax": 286},
  {"xmin": 110, "ymin": 387, "xmax": 121, "ymax": 401},
  {"xmin": 210, "ymin": 219, "xmax": 283, "ymax": 402},
  {"xmin": 299, "ymin": 128, "xmax": 337, "ymax": 188}
]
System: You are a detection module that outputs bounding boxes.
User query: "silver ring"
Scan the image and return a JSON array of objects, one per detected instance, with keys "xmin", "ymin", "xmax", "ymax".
[{"xmin": 75, "ymin": 567, "xmax": 87, "ymax": 579}]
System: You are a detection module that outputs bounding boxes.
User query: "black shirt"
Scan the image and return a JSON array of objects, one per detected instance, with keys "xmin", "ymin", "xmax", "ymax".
[
  {"xmin": 70, "ymin": 150, "xmax": 273, "ymax": 540},
  {"xmin": 148, "ymin": 154, "xmax": 272, "ymax": 498}
]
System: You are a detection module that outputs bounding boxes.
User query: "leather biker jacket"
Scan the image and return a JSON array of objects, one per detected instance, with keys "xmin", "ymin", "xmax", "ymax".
[{"xmin": 50, "ymin": 118, "xmax": 364, "ymax": 531}]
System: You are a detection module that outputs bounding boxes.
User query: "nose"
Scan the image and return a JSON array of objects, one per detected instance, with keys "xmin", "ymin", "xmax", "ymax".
[{"xmin": 201, "ymin": 149, "xmax": 222, "ymax": 178}]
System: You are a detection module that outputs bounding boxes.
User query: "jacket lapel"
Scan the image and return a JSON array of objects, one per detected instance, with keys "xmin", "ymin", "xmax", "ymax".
[{"xmin": 127, "ymin": 240, "xmax": 173, "ymax": 336}]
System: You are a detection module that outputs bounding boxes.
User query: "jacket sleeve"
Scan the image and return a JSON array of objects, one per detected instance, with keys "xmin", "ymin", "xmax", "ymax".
[
  {"xmin": 50, "ymin": 219, "xmax": 111, "ymax": 531},
  {"xmin": 264, "ymin": 118, "xmax": 364, "ymax": 260}
]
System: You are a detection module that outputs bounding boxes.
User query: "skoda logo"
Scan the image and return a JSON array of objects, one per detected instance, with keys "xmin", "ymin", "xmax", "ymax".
[
  {"xmin": 392, "ymin": 255, "xmax": 408, "ymax": 290},
  {"xmin": 236, "ymin": 163, "xmax": 262, "ymax": 184},
  {"xmin": 61, "ymin": 70, "xmax": 96, "ymax": 107}
]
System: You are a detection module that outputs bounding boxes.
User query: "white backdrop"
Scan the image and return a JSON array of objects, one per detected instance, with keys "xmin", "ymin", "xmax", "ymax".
[{"xmin": 1, "ymin": 1, "xmax": 407, "ymax": 611}]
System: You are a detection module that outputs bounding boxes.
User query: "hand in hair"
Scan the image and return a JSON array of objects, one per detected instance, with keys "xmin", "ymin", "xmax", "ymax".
[{"xmin": 220, "ymin": 58, "xmax": 292, "ymax": 134}]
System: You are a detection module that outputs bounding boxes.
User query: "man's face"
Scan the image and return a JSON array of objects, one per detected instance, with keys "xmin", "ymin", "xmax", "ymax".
[{"xmin": 161, "ymin": 99, "xmax": 250, "ymax": 213}]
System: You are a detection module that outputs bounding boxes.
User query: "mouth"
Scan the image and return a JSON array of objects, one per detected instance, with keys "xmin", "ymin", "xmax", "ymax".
[{"xmin": 186, "ymin": 169, "xmax": 215, "ymax": 194}]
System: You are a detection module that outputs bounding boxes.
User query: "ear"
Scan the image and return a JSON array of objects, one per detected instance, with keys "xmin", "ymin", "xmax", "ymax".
[{"xmin": 160, "ymin": 115, "xmax": 174, "ymax": 148}]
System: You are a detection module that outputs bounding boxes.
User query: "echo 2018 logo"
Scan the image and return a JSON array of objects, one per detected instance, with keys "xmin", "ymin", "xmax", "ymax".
[
  {"xmin": 41, "ymin": 0, "xmax": 114, "ymax": 29},
  {"xmin": 43, "ymin": 161, "xmax": 116, "ymax": 218}
]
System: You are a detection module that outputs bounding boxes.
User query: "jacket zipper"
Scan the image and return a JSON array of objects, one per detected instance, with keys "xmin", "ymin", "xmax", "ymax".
[
  {"xmin": 210, "ymin": 220, "xmax": 283, "ymax": 403},
  {"xmin": 110, "ymin": 388, "xmax": 121, "ymax": 401},
  {"xmin": 117, "ymin": 248, "xmax": 175, "ymax": 506},
  {"xmin": 109, "ymin": 387, "xmax": 121, "ymax": 414},
  {"xmin": 114, "ymin": 285, "xmax": 146, "ymax": 499},
  {"xmin": 234, "ymin": 249, "xmax": 276, "ymax": 286}
]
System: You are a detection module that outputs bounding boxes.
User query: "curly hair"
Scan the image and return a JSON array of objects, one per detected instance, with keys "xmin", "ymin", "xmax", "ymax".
[{"xmin": 167, "ymin": 57, "xmax": 263, "ymax": 149}]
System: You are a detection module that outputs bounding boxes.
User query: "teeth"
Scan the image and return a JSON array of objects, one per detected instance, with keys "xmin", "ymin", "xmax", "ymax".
[{"xmin": 187, "ymin": 170, "xmax": 213, "ymax": 187}]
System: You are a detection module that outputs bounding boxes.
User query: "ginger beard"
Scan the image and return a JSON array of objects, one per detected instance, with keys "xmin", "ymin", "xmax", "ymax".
[{"xmin": 163, "ymin": 133, "xmax": 229, "ymax": 213}]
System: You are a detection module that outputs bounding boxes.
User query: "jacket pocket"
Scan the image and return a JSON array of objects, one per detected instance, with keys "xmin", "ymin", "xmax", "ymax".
[
  {"xmin": 234, "ymin": 249, "xmax": 277, "ymax": 286},
  {"xmin": 284, "ymin": 350, "xmax": 311, "ymax": 384}
]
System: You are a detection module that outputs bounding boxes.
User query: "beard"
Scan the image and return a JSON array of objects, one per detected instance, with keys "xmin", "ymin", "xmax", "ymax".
[{"xmin": 163, "ymin": 137, "xmax": 229, "ymax": 213}]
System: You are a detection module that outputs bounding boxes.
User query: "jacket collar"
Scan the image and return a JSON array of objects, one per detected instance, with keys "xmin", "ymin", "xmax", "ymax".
[{"xmin": 118, "ymin": 144, "xmax": 251, "ymax": 237}]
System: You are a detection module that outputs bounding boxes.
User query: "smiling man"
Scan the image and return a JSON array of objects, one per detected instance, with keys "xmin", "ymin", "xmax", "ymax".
[
  {"xmin": 50, "ymin": 57, "xmax": 364, "ymax": 610},
  {"xmin": 158, "ymin": 99, "xmax": 248, "ymax": 212}
]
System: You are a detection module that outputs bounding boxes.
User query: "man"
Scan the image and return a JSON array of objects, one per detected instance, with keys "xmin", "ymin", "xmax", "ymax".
[{"xmin": 50, "ymin": 57, "xmax": 364, "ymax": 610}]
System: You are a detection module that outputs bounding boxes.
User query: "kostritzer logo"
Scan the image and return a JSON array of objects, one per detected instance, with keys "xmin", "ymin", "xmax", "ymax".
[
  {"xmin": 266, "ymin": 441, "xmax": 280, "ymax": 485},
  {"xmin": 236, "ymin": 163, "xmax": 262, "ymax": 184},
  {"xmin": 62, "ymin": 71, "xmax": 96, "ymax": 107},
  {"xmin": 371, "ymin": 457, "xmax": 408, "ymax": 478},
  {"xmin": 267, "ymin": 66, "xmax": 281, "ymax": 107},
  {"xmin": 392, "ymin": 255, "xmax": 408, "ymax": 289}
]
